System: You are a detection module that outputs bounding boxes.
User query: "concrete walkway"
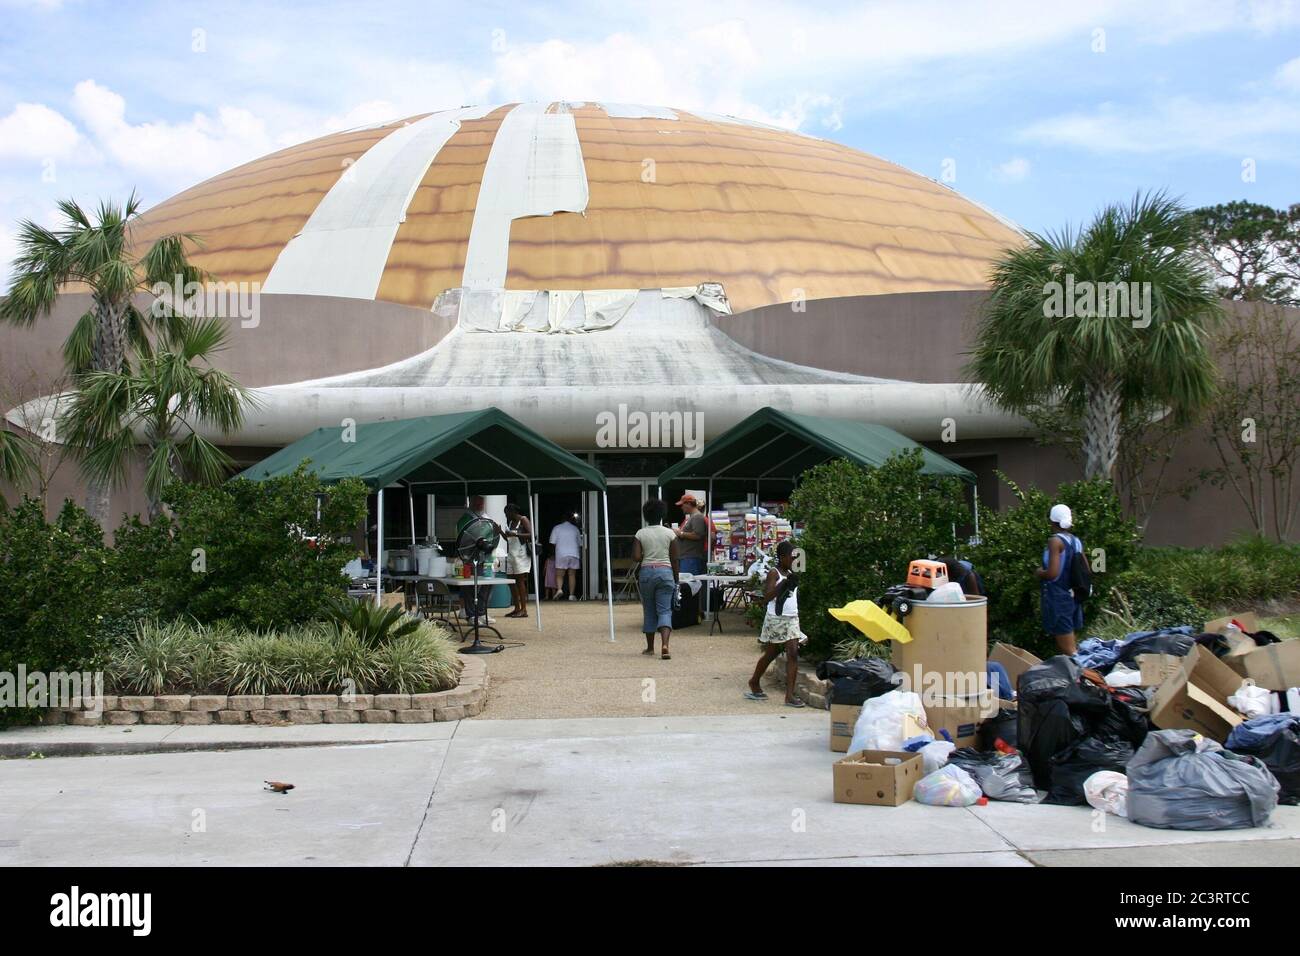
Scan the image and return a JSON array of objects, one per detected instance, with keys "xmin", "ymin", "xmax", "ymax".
[
  {"xmin": 3, "ymin": 713, "xmax": 1298, "ymax": 867},
  {"xmin": 467, "ymin": 599, "xmax": 777, "ymax": 719}
]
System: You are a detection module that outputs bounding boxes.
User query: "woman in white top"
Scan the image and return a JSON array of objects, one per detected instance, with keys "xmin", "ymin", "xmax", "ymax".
[
  {"xmin": 632, "ymin": 498, "xmax": 680, "ymax": 660},
  {"xmin": 500, "ymin": 503, "xmax": 533, "ymax": 618},
  {"xmin": 745, "ymin": 540, "xmax": 807, "ymax": 707}
]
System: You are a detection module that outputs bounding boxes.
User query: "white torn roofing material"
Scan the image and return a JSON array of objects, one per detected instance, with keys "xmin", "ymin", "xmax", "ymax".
[
  {"xmin": 599, "ymin": 103, "xmax": 679, "ymax": 120},
  {"xmin": 461, "ymin": 102, "xmax": 590, "ymax": 291},
  {"xmin": 261, "ymin": 105, "xmax": 498, "ymax": 300},
  {"xmin": 440, "ymin": 283, "xmax": 726, "ymax": 334}
]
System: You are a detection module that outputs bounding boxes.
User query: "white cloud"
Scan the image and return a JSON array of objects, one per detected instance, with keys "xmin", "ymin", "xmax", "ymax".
[
  {"xmin": 1277, "ymin": 56, "xmax": 1300, "ymax": 91},
  {"xmin": 1018, "ymin": 96, "xmax": 1300, "ymax": 159},
  {"xmin": 0, "ymin": 102, "xmax": 90, "ymax": 162},
  {"xmin": 70, "ymin": 79, "xmax": 274, "ymax": 189},
  {"xmin": 994, "ymin": 157, "xmax": 1032, "ymax": 182}
]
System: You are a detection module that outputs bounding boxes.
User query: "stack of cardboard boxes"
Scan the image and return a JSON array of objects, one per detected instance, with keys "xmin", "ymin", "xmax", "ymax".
[{"xmin": 833, "ymin": 611, "xmax": 1300, "ymax": 806}]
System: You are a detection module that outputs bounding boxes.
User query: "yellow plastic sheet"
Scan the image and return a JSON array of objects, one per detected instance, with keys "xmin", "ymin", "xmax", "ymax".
[{"xmin": 827, "ymin": 600, "xmax": 913, "ymax": 644}]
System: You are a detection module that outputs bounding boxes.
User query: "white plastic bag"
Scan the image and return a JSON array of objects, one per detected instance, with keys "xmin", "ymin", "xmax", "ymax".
[
  {"xmin": 920, "ymin": 740, "xmax": 956, "ymax": 774},
  {"xmin": 927, "ymin": 582, "xmax": 966, "ymax": 604},
  {"xmin": 847, "ymin": 690, "xmax": 929, "ymax": 754},
  {"xmin": 1104, "ymin": 664, "xmax": 1142, "ymax": 688},
  {"xmin": 914, "ymin": 765, "xmax": 982, "ymax": 807},
  {"xmin": 1228, "ymin": 682, "xmax": 1275, "ymax": 719},
  {"xmin": 1083, "ymin": 770, "xmax": 1129, "ymax": 817}
]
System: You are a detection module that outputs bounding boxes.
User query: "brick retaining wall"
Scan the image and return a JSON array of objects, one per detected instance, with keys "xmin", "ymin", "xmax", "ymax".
[{"xmin": 40, "ymin": 657, "xmax": 488, "ymax": 726}]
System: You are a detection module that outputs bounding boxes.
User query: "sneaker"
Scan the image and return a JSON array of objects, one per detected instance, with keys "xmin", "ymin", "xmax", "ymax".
[{"xmin": 568, "ymin": 595, "xmax": 577, "ymax": 602}]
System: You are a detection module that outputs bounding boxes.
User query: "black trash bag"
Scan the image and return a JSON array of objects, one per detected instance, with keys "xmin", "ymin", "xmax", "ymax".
[
  {"xmin": 1045, "ymin": 735, "xmax": 1136, "ymax": 806},
  {"xmin": 1230, "ymin": 727, "xmax": 1300, "ymax": 806},
  {"xmin": 1194, "ymin": 632, "xmax": 1233, "ymax": 658},
  {"xmin": 1248, "ymin": 629, "xmax": 1283, "ymax": 647},
  {"xmin": 1089, "ymin": 692, "xmax": 1151, "ymax": 747},
  {"xmin": 671, "ymin": 583, "xmax": 700, "ymax": 629},
  {"xmin": 948, "ymin": 748, "xmax": 1038, "ymax": 802},
  {"xmin": 1115, "ymin": 630, "xmax": 1196, "ymax": 665},
  {"xmin": 1018, "ymin": 656, "xmax": 1111, "ymax": 714},
  {"xmin": 816, "ymin": 658, "xmax": 900, "ymax": 706},
  {"xmin": 977, "ymin": 708, "xmax": 1019, "ymax": 752},
  {"xmin": 1020, "ymin": 697, "xmax": 1086, "ymax": 789}
]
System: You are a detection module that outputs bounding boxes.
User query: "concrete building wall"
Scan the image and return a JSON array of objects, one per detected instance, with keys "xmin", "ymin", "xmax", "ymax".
[
  {"xmin": 715, "ymin": 294, "xmax": 1299, "ymax": 546},
  {"xmin": 4, "ymin": 288, "xmax": 1295, "ymax": 547}
]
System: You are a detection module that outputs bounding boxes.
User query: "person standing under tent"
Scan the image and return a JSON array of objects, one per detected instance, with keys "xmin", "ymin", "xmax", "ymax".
[
  {"xmin": 456, "ymin": 495, "xmax": 500, "ymax": 625},
  {"xmin": 632, "ymin": 498, "xmax": 680, "ymax": 660},
  {"xmin": 549, "ymin": 513, "xmax": 582, "ymax": 600},
  {"xmin": 744, "ymin": 540, "xmax": 807, "ymax": 707},
  {"xmin": 673, "ymin": 493, "xmax": 709, "ymax": 575},
  {"xmin": 501, "ymin": 502, "xmax": 533, "ymax": 619},
  {"xmin": 1035, "ymin": 503, "xmax": 1090, "ymax": 655}
]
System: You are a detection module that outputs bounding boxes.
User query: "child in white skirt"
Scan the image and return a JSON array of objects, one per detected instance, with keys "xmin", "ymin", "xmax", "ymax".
[{"xmin": 744, "ymin": 540, "xmax": 807, "ymax": 707}]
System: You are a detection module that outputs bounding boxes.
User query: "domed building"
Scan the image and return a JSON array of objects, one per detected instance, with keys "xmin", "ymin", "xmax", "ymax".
[
  {"xmin": 118, "ymin": 101, "xmax": 1026, "ymax": 446},
  {"xmin": 5, "ymin": 101, "xmax": 1255, "ymax": 561}
]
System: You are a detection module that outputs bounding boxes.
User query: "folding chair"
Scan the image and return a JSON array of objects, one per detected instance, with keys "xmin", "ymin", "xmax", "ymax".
[{"xmin": 417, "ymin": 579, "xmax": 468, "ymax": 640}]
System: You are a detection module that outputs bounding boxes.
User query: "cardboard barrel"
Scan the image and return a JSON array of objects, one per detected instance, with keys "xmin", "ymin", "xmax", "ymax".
[{"xmin": 890, "ymin": 595, "xmax": 988, "ymax": 699}]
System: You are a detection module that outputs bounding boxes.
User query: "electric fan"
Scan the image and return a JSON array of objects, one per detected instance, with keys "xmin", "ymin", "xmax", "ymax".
[{"xmin": 454, "ymin": 516, "xmax": 505, "ymax": 654}]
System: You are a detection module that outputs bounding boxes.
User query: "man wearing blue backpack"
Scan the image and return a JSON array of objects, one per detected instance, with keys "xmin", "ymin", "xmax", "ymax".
[{"xmin": 1035, "ymin": 503, "xmax": 1092, "ymax": 655}]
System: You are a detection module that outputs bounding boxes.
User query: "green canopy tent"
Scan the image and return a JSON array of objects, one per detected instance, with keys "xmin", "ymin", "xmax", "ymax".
[
  {"xmin": 239, "ymin": 408, "xmax": 615, "ymax": 640},
  {"xmin": 655, "ymin": 407, "xmax": 978, "ymax": 556}
]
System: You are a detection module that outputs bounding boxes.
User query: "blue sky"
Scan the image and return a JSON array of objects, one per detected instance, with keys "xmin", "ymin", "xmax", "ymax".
[{"xmin": 1, "ymin": 0, "xmax": 1298, "ymax": 284}]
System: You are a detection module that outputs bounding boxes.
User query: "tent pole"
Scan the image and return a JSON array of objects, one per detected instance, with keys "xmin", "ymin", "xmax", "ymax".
[
  {"xmin": 973, "ymin": 492, "xmax": 980, "ymax": 545},
  {"xmin": 529, "ymin": 482, "xmax": 542, "ymax": 633},
  {"xmin": 707, "ymin": 477, "xmax": 714, "ymax": 562},
  {"xmin": 603, "ymin": 489, "xmax": 615, "ymax": 643},
  {"xmin": 375, "ymin": 488, "xmax": 385, "ymax": 607},
  {"xmin": 408, "ymin": 483, "xmax": 417, "ymax": 551}
]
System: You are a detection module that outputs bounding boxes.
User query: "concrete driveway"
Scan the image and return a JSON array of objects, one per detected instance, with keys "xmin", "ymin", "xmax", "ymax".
[{"xmin": 3, "ymin": 713, "xmax": 1298, "ymax": 867}]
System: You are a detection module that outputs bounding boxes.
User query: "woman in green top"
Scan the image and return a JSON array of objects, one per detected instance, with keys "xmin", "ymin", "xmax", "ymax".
[{"xmin": 632, "ymin": 498, "xmax": 680, "ymax": 660}]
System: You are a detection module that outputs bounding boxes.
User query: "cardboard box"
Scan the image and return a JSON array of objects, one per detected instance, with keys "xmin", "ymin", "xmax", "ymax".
[
  {"xmin": 833, "ymin": 750, "xmax": 924, "ymax": 806},
  {"xmin": 1205, "ymin": 612, "xmax": 1259, "ymax": 635},
  {"xmin": 829, "ymin": 703, "xmax": 861, "ymax": 753},
  {"xmin": 924, "ymin": 694, "xmax": 999, "ymax": 748},
  {"xmin": 1151, "ymin": 650, "xmax": 1244, "ymax": 742},
  {"xmin": 989, "ymin": 642, "xmax": 1042, "ymax": 692},
  {"xmin": 1224, "ymin": 639, "xmax": 1300, "ymax": 692},
  {"xmin": 1137, "ymin": 653, "xmax": 1183, "ymax": 687}
]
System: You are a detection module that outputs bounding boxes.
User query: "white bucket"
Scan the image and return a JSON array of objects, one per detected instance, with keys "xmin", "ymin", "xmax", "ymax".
[
  {"xmin": 415, "ymin": 546, "xmax": 436, "ymax": 575},
  {"xmin": 430, "ymin": 555, "xmax": 448, "ymax": 578}
]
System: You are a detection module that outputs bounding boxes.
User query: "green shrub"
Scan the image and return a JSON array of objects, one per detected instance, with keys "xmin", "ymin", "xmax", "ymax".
[
  {"xmin": 105, "ymin": 614, "xmax": 459, "ymax": 696},
  {"xmin": 785, "ymin": 451, "xmax": 970, "ymax": 658},
  {"xmin": 1132, "ymin": 537, "xmax": 1300, "ymax": 610},
  {"xmin": 110, "ymin": 619, "xmax": 201, "ymax": 695},
  {"xmin": 121, "ymin": 467, "xmax": 369, "ymax": 630},
  {"xmin": 0, "ymin": 499, "xmax": 113, "ymax": 726},
  {"xmin": 325, "ymin": 596, "xmax": 422, "ymax": 647},
  {"xmin": 374, "ymin": 629, "xmax": 461, "ymax": 694},
  {"xmin": 1091, "ymin": 569, "xmax": 1208, "ymax": 639},
  {"xmin": 969, "ymin": 475, "xmax": 1139, "ymax": 658}
]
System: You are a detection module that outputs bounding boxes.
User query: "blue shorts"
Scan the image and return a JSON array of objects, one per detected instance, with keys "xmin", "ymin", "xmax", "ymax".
[{"xmin": 1041, "ymin": 584, "xmax": 1083, "ymax": 636}]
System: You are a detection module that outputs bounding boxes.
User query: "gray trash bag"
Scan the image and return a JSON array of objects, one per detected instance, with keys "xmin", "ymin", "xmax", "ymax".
[{"xmin": 1126, "ymin": 729, "xmax": 1280, "ymax": 830}]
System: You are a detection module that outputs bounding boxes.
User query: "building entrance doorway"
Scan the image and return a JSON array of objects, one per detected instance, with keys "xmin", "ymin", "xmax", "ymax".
[{"xmin": 591, "ymin": 479, "xmax": 656, "ymax": 600}]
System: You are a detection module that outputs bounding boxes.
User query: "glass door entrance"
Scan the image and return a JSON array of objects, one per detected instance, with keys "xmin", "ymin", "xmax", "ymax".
[{"xmin": 590, "ymin": 480, "xmax": 654, "ymax": 599}]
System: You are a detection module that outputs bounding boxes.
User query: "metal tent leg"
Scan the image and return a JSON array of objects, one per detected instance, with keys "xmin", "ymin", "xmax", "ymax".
[{"xmin": 603, "ymin": 490, "xmax": 615, "ymax": 643}]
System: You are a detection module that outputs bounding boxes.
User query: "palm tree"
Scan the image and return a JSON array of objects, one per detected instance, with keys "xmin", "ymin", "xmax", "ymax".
[
  {"xmin": 966, "ymin": 192, "xmax": 1222, "ymax": 481},
  {"xmin": 60, "ymin": 314, "xmax": 252, "ymax": 518},
  {"xmin": 0, "ymin": 194, "xmax": 206, "ymax": 525},
  {"xmin": 0, "ymin": 429, "xmax": 36, "ymax": 507}
]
